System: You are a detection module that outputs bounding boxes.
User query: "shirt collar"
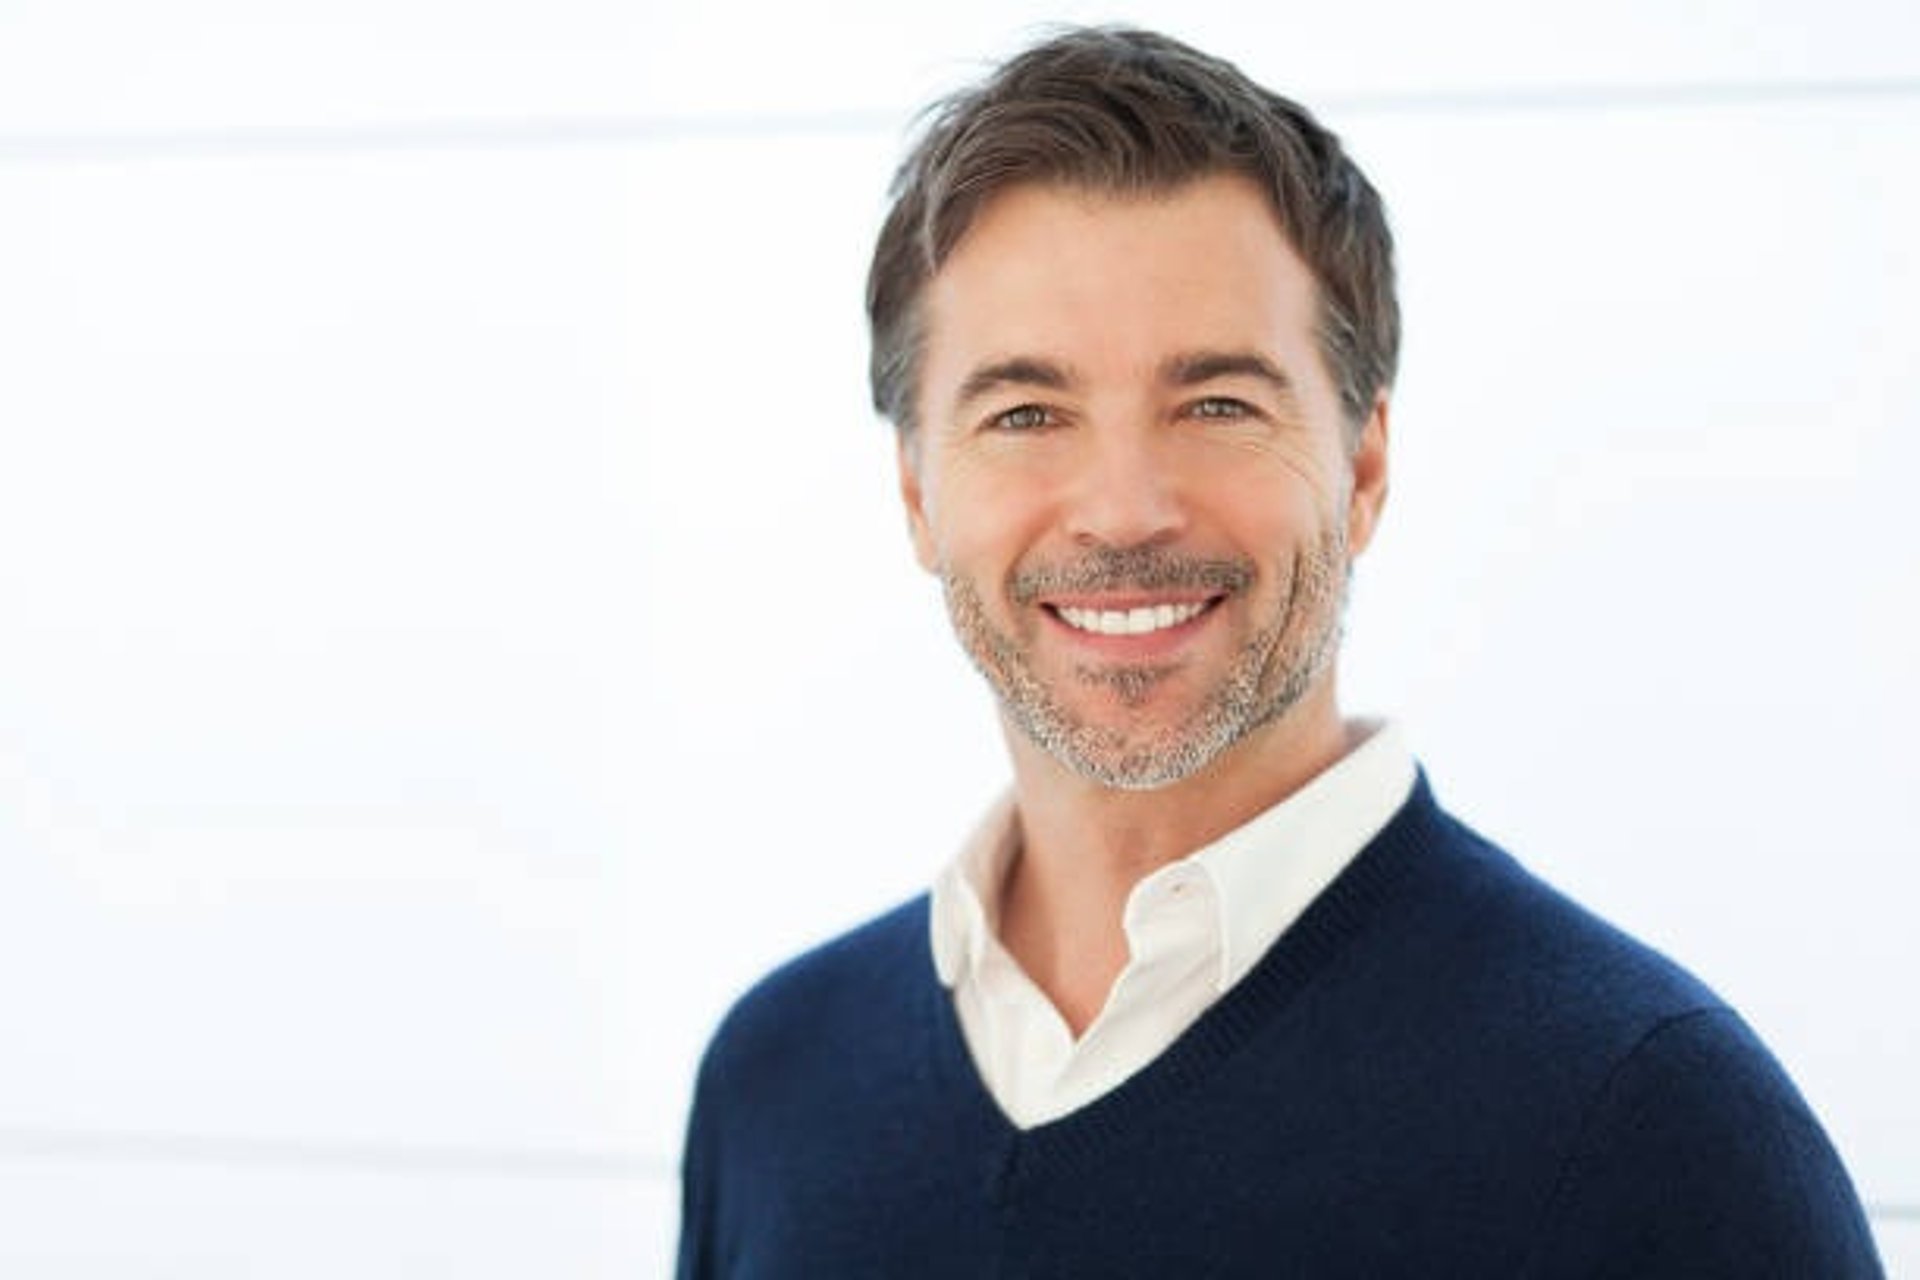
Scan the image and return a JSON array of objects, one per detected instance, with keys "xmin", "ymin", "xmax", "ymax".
[
  {"xmin": 930, "ymin": 791, "xmax": 1020, "ymax": 987},
  {"xmin": 1185, "ymin": 719, "xmax": 1414, "ymax": 991},
  {"xmin": 930, "ymin": 721, "xmax": 1417, "ymax": 992}
]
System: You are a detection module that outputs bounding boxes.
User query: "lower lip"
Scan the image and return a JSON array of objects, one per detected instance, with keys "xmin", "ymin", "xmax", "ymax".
[{"xmin": 1041, "ymin": 599, "xmax": 1221, "ymax": 660}]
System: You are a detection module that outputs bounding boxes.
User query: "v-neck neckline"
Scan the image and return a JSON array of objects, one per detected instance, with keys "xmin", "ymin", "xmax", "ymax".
[{"xmin": 920, "ymin": 773, "xmax": 1444, "ymax": 1176}]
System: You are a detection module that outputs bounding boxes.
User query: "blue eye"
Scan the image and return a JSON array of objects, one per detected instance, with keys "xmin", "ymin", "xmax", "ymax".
[
  {"xmin": 1191, "ymin": 397, "xmax": 1251, "ymax": 419},
  {"xmin": 992, "ymin": 404, "xmax": 1052, "ymax": 431}
]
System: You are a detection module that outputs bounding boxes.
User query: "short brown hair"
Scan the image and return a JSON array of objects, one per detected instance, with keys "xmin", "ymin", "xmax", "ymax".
[{"xmin": 866, "ymin": 26, "xmax": 1398, "ymax": 441}]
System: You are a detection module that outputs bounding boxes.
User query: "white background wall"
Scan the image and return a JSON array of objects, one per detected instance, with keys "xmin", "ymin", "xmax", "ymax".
[{"xmin": 1, "ymin": 1, "xmax": 1915, "ymax": 1273}]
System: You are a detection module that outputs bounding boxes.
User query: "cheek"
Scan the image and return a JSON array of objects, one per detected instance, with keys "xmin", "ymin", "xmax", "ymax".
[
  {"xmin": 927, "ymin": 462, "xmax": 1055, "ymax": 572},
  {"xmin": 1208, "ymin": 468, "xmax": 1334, "ymax": 549}
]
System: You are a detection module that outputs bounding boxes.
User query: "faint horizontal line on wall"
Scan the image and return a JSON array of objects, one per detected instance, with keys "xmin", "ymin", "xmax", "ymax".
[
  {"xmin": 1324, "ymin": 74, "xmax": 1920, "ymax": 116},
  {"xmin": 3, "ymin": 75, "xmax": 1918, "ymax": 164},
  {"xmin": 0, "ymin": 1125, "xmax": 672, "ymax": 1182},
  {"xmin": 0, "ymin": 110, "xmax": 899, "ymax": 163}
]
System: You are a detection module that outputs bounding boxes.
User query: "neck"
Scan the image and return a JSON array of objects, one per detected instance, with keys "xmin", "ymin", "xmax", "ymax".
[{"xmin": 995, "ymin": 680, "xmax": 1357, "ymax": 1035}]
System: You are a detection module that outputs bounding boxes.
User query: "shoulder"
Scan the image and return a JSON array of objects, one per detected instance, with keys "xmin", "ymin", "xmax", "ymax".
[
  {"xmin": 694, "ymin": 894, "xmax": 933, "ymax": 1089},
  {"xmin": 1519, "ymin": 1006, "xmax": 1882, "ymax": 1275},
  {"xmin": 1275, "ymin": 777, "xmax": 1728, "ymax": 1082},
  {"xmin": 1382, "ymin": 787, "xmax": 1722, "ymax": 1042},
  {"xmin": 1392, "ymin": 793, "xmax": 1879, "ymax": 1273},
  {"xmin": 681, "ymin": 895, "xmax": 946, "ymax": 1198},
  {"xmin": 676, "ymin": 897, "xmax": 942, "ymax": 1277}
]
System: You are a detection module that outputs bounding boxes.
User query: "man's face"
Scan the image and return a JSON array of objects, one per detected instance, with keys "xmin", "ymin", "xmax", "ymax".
[{"xmin": 900, "ymin": 174, "xmax": 1388, "ymax": 790}]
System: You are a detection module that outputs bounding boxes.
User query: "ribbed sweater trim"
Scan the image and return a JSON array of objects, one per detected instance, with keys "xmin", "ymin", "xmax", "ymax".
[{"xmin": 919, "ymin": 772, "xmax": 1448, "ymax": 1178}]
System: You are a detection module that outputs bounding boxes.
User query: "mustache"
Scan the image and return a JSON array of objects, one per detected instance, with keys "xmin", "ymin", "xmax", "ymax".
[{"xmin": 1008, "ymin": 546, "xmax": 1255, "ymax": 603}]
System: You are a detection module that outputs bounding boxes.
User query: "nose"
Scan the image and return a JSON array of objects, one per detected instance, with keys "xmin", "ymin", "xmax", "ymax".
[{"xmin": 1062, "ymin": 424, "xmax": 1188, "ymax": 549}]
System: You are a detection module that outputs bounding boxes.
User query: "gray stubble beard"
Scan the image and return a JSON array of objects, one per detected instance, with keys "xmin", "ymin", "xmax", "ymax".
[{"xmin": 939, "ymin": 529, "xmax": 1350, "ymax": 791}]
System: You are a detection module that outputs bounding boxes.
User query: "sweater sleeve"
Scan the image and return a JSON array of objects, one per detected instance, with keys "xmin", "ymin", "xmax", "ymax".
[
  {"xmin": 674, "ymin": 1052, "xmax": 721, "ymax": 1280},
  {"xmin": 1521, "ymin": 1007, "xmax": 1883, "ymax": 1279}
]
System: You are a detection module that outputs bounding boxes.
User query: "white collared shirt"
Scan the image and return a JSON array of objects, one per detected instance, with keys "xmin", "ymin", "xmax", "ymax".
[{"xmin": 929, "ymin": 721, "xmax": 1416, "ymax": 1128}]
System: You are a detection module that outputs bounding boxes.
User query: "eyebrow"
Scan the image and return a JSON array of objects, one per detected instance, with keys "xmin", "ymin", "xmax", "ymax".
[
  {"xmin": 949, "ymin": 348, "xmax": 1299, "ymax": 415},
  {"xmin": 1160, "ymin": 350, "xmax": 1297, "ymax": 400},
  {"xmin": 953, "ymin": 356, "xmax": 1075, "ymax": 413}
]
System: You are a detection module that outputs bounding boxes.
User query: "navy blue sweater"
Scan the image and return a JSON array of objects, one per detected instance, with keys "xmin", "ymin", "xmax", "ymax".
[{"xmin": 677, "ymin": 778, "xmax": 1881, "ymax": 1277}]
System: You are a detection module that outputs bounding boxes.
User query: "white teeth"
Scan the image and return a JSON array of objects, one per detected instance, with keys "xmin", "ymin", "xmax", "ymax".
[{"xmin": 1056, "ymin": 601, "xmax": 1207, "ymax": 636}]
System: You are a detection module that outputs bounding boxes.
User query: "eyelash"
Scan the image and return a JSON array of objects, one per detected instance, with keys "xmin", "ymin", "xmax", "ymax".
[
  {"xmin": 1189, "ymin": 396, "xmax": 1253, "ymax": 420},
  {"xmin": 989, "ymin": 404, "xmax": 1053, "ymax": 432}
]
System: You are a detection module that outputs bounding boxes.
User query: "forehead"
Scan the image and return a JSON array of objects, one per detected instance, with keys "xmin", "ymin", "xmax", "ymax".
[{"xmin": 918, "ymin": 175, "xmax": 1326, "ymax": 400}]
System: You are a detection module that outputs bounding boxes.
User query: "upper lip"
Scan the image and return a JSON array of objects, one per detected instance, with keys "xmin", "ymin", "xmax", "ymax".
[{"xmin": 1039, "ymin": 591, "xmax": 1222, "ymax": 611}]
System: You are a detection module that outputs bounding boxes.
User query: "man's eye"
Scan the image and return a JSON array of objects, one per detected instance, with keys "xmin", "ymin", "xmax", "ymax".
[
  {"xmin": 1190, "ymin": 397, "xmax": 1252, "ymax": 420},
  {"xmin": 991, "ymin": 404, "xmax": 1052, "ymax": 431}
]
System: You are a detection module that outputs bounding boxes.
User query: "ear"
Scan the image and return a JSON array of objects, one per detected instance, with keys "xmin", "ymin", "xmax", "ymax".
[
  {"xmin": 1344, "ymin": 393, "xmax": 1390, "ymax": 557},
  {"xmin": 897, "ymin": 433, "xmax": 939, "ymax": 573}
]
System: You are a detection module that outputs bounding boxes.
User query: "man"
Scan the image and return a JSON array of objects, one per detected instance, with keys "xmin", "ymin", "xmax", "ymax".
[{"xmin": 677, "ymin": 27, "xmax": 1880, "ymax": 1277}]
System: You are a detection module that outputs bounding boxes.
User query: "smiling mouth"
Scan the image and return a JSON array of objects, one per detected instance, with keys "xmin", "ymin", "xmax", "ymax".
[{"xmin": 1047, "ymin": 598, "xmax": 1219, "ymax": 637}]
